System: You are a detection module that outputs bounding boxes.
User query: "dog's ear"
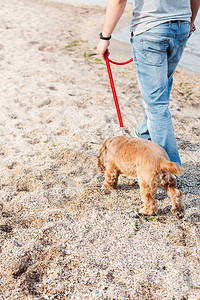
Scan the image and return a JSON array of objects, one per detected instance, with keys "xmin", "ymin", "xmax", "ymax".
[
  {"xmin": 97, "ymin": 154, "xmax": 105, "ymax": 173},
  {"xmin": 97, "ymin": 140, "xmax": 107, "ymax": 173}
]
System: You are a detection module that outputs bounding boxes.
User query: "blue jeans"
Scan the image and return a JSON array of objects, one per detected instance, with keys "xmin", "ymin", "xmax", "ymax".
[{"xmin": 131, "ymin": 21, "xmax": 190, "ymax": 165}]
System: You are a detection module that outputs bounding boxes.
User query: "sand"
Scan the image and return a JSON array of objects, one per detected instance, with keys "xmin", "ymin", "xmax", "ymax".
[{"xmin": 0, "ymin": 0, "xmax": 200, "ymax": 299}]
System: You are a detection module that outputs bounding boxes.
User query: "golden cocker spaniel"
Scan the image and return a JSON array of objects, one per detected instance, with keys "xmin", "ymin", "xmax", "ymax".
[{"xmin": 97, "ymin": 136, "xmax": 184, "ymax": 219}]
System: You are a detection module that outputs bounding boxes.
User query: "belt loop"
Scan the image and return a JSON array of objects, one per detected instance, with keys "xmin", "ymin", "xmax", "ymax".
[
  {"xmin": 169, "ymin": 21, "xmax": 171, "ymax": 28},
  {"xmin": 178, "ymin": 20, "xmax": 180, "ymax": 28}
]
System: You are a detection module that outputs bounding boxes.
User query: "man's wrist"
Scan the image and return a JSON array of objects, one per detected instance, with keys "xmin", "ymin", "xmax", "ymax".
[{"xmin": 99, "ymin": 32, "xmax": 112, "ymax": 40}]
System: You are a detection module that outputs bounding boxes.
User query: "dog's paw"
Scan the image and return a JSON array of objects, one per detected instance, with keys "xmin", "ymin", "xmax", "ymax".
[
  {"xmin": 171, "ymin": 206, "xmax": 185, "ymax": 220},
  {"xmin": 102, "ymin": 182, "xmax": 116, "ymax": 190},
  {"xmin": 139, "ymin": 206, "xmax": 157, "ymax": 216}
]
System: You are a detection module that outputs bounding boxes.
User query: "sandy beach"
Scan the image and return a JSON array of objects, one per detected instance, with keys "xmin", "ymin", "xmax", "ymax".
[{"xmin": 0, "ymin": 0, "xmax": 200, "ymax": 299}]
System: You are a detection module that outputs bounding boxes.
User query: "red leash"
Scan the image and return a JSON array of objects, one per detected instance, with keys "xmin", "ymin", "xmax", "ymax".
[{"xmin": 104, "ymin": 52, "xmax": 133, "ymax": 127}]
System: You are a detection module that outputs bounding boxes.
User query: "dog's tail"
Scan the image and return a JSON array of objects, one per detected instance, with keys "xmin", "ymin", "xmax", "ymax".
[
  {"xmin": 160, "ymin": 158, "xmax": 184, "ymax": 177},
  {"xmin": 97, "ymin": 139, "xmax": 108, "ymax": 173}
]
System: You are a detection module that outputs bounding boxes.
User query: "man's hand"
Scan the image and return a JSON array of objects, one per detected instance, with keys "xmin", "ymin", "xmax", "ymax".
[
  {"xmin": 189, "ymin": 22, "xmax": 196, "ymax": 36},
  {"xmin": 97, "ymin": 39, "xmax": 110, "ymax": 60}
]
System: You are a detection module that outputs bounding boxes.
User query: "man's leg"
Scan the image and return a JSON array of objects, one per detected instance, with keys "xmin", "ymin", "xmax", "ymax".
[
  {"xmin": 134, "ymin": 114, "xmax": 151, "ymax": 140},
  {"xmin": 131, "ymin": 22, "xmax": 189, "ymax": 165}
]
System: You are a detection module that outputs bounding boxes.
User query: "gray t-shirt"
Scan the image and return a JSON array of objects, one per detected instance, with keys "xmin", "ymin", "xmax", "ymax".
[{"xmin": 130, "ymin": 0, "xmax": 191, "ymax": 35}]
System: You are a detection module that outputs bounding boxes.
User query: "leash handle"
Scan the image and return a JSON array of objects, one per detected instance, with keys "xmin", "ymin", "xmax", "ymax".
[
  {"xmin": 108, "ymin": 57, "xmax": 133, "ymax": 65},
  {"xmin": 104, "ymin": 52, "xmax": 124, "ymax": 127}
]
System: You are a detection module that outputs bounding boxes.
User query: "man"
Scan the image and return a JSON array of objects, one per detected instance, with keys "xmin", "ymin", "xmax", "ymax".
[{"xmin": 97, "ymin": 0, "xmax": 200, "ymax": 165}]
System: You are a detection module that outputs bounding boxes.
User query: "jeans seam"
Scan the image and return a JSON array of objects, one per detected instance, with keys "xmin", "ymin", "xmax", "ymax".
[
  {"xmin": 139, "ymin": 38, "xmax": 169, "ymax": 44},
  {"xmin": 137, "ymin": 31, "xmax": 190, "ymax": 38}
]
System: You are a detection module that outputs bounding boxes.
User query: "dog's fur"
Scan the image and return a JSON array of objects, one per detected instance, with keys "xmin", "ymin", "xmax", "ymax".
[{"xmin": 97, "ymin": 136, "xmax": 184, "ymax": 219}]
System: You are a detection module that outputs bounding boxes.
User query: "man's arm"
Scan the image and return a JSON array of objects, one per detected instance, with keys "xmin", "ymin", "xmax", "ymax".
[
  {"xmin": 190, "ymin": 0, "xmax": 200, "ymax": 27},
  {"xmin": 97, "ymin": 0, "xmax": 127, "ymax": 60}
]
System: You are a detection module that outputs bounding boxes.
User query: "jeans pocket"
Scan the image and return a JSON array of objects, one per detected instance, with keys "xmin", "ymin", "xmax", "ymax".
[{"xmin": 140, "ymin": 38, "xmax": 169, "ymax": 66}]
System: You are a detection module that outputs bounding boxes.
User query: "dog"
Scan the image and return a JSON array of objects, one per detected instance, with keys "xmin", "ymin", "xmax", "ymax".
[{"xmin": 97, "ymin": 136, "xmax": 184, "ymax": 219}]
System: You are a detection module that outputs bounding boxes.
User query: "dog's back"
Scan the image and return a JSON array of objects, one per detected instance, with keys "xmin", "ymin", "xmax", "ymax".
[{"xmin": 98, "ymin": 136, "xmax": 183, "ymax": 177}]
